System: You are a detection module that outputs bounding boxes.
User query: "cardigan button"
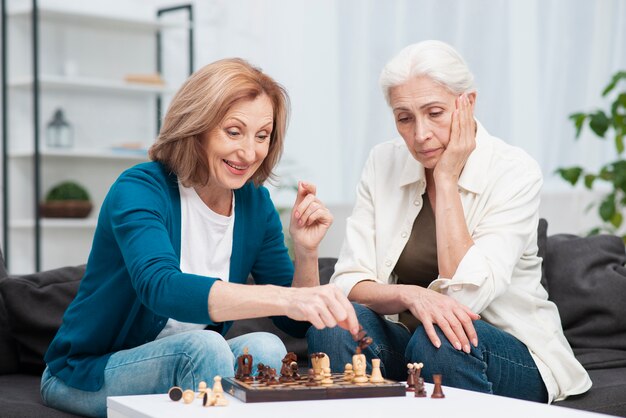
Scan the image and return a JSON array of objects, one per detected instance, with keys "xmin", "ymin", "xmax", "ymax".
[
  {"xmin": 385, "ymin": 260, "xmax": 392, "ymax": 267},
  {"xmin": 413, "ymin": 200, "xmax": 420, "ymax": 206},
  {"xmin": 401, "ymin": 231, "xmax": 408, "ymax": 238},
  {"xmin": 451, "ymin": 284, "xmax": 462, "ymax": 291}
]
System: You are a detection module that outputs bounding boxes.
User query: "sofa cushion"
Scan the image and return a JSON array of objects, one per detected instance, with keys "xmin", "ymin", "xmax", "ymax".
[
  {"xmin": 0, "ymin": 266, "xmax": 84, "ymax": 374},
  {"xmin": 0, "ymin": 279, "xmax": 20, "ymax": 375},
  {"xmin": 543, "ymin": 230, "xmax": 626, "ymax": 369},
  {"xmin": 555, "ymin": 367, "xmax": 626, "ymax": 417},
  {"xmin": 0, "ymin": 374, "xmax": 83, "ymax": 417}
]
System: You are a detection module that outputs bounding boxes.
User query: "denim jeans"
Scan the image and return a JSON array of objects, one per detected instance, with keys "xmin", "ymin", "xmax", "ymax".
[
  {"xmin": 41, "ymin": 330, "xmax": 287, "ymax": 418},
  {"xmin": 307, "ymin": 303, "xmax": 548, "ymax": 402}
]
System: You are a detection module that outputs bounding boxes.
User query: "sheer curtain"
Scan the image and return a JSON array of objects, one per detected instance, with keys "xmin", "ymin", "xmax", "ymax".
[{"xmin": 170, "ymin": 0, "xmax": 626, "ymax": 234}]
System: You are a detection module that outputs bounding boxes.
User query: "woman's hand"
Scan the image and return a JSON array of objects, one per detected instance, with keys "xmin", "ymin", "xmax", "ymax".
[
  {"xmin": 289, "ymin": 181, "xmax": 333, "ymax": 254},
  {"xmin": 403, "ymin": 286, "xmax": 480, "ymax": 353},
  {"xmin": 285, "ymin": 284, "xmax": 359, "ymax": 335},
  {"xmin": 433, "ymin": 93, "xmax": 476, "ymax": 184}
]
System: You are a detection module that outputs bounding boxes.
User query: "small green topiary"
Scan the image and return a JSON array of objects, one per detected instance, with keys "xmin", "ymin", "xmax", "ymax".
[{"xmin": 45, "ymin": 181, "xmax": 91, "ymax": 202}]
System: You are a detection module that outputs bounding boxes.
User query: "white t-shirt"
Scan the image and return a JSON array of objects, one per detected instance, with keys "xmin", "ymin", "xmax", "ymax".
[{"xmin": 156, "ymin": 183, "xmax": 234, "ymax": 339}]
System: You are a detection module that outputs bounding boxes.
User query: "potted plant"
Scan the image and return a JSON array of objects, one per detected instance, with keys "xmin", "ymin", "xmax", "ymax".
[
  {"xmin": 40, "ymin": 181, "xmax": 93, "ymax": 218},
  {"xmin": 556, "ymin": 71, "xmax": 626, "ymax": 241}
]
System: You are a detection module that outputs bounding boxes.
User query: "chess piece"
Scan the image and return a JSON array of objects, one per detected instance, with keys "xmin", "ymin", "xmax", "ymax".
[
  {"xmin": 406, "ymin": 363, "xmax": 416, "ymax": 392},
  {"xmin": 266, "ymin": 367, "xmax": 280, "ymax": 386},
  {"xmin": 415, "ymin": 377, "xmax": 427, "ymax": 397},
  {"xmin": 290, "ymin": 361, "xmax": 300, "ymax": 379},
  {"xmin": 279, "ymin": 352, "xmax": 298, "ymax": 383},
  {"xmin": 352, "ymin": 353, "xmax": 368, "ymax": 383},
  {"xmin": 304, "ymin": 368, "xmax": 319, "ymax": 386},
  {"xmin": 343, "ymin": 363, "xmax": 354, "ymax": 382},
  {"xmin": 369, "ymin": 358, "xmax": 384, "ymax": 383},
  {"xmin": 182, "ymin": 389, "xmax": 195, "ymax": 404},
  {"xmin": 196, "ymin": 380, "xmax": 208, "ymax": 398},
  {"xmin": 310, "ymin": 352, "xmax": 328, "ymax": 381},
  {"xmin": 168, "ymin": 386, "xmax": 183, "ymax": 402},
  {"xmin": 321, "ymin": 367, "xmax": 334, "ymax": 385},
  {"xmin": 353, "ymin": 326, "xmax": 373, "ymax": 354},
  {"xmin": 256, "ymin": 362, "xmax": 266, "ymax": 381},
  {"xmin": 236, "ymin": 347, "xmax": 254, "ymax": 382},
  {"xmin": 431, "ymin": 374, "xmax": 445, "ymax": 398},
  {"xmin": 208, "ymin": 376, "xmax": 229, "ymax": 406}
]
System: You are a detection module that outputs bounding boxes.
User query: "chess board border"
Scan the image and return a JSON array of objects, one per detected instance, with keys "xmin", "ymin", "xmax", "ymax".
[{"xmin": 222, "ymin": 375, "xmax": 406, "ymax": 403}]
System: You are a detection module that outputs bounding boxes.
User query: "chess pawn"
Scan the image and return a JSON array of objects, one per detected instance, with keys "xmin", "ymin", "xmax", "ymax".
[
  {"xmin": 406, "ymin": 363, "xmax": 416, "ymax": 391},
  {"xmin": 168, "ymin": 386, "xmax": 183, "ymax": 402},
  {"xmin": 182, "ymin": 389, "xmax": 195, "ymax": 404},
  {"xmin": 369, "ymin": 358, "xmax": 384, "ymax": 383},
  {"xmin": 321, "ymin": 367, "xmax": 334, "ymax": 385},
  {"xmin": 209, "ymin": 376, "xmax": 229, "ymax": 406},
  {"xmin": 343, "ymin": 363, "xmax": 354, "ymax": 382},
  {"xmin": 431, "ymin": 374, "xmax": 445, "ymax": 399},
  {"xmin": 415, "ymin": 377, "xmax": 427, "ymax": 398},
  {"xmin": 304, "ymin": 368, "xmax": 319, "ymax": 386},
  {"xmin": 196, "ymin": 381, "xmax": 207, "ymax": 398},
  {"xmin": 352, "ymin": 353, "xmax": 368, "ymax": 384}
]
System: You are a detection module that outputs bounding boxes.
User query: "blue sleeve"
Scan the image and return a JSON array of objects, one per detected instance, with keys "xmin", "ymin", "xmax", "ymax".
[
  {"xmin": 107, "ymin": 167, "xmax": 218, "ymax": 325},
  {"xmin": 250, "ymin": 187, "xmax": 311, "ymax": 338}
]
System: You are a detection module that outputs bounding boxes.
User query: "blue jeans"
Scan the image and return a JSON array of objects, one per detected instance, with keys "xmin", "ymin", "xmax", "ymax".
[
  {"xmin": 41, "ymin": 331, "xmax": 287, "ymax": 418},
  {"xmin": 307, "ymin": 303, "xmax": 548, "ymax": 402}
]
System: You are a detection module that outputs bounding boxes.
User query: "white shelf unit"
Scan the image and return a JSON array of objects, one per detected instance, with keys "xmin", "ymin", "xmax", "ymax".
[{"xmin": 2, "ymin": 4, "xmax": 192, "ymax": 274}]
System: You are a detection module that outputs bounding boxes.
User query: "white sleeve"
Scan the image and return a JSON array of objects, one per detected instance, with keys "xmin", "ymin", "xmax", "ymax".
[{"xmin": 429, "ymin": 164, "xmax": 543, "ymax": 314}]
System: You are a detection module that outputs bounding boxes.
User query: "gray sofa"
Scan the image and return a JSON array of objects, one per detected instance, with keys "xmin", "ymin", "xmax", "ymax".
[{"xmin": 1, "ymin": 219, "xmax": 625, "ymax": 417}]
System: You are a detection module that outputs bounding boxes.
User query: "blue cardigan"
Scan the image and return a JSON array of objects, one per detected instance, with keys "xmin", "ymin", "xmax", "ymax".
[{"xmin": 44, "ymin": 162, "xmax": 308, "ymax": 391}]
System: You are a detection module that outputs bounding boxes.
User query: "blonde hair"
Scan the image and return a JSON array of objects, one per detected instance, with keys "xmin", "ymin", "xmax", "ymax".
[
  {"xmin": 149, "ymin": 58, "xmax": 290, "ymax": 187},
  {"xmin": 379, "ymin": 40, "xmax": 476, "ymax": 105}
]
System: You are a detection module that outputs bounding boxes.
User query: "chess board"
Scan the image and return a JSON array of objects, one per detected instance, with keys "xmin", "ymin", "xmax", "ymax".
[{"xmin": 221, "ymin": 374, "xmax": 406, "ymax": 403}]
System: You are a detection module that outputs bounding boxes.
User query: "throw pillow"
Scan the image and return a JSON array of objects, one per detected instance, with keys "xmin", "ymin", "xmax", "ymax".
[
  {"xmin": 0, "ymin": 265, "xmax": 84, "ymax": 374},
  {"xmin": 543, "ymin": 231, "xmax": 626, "ymax": 369}
]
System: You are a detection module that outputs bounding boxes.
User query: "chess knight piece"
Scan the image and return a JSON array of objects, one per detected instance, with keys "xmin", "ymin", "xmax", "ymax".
[
  {"xmin": 352, "ymin": 353, "xmax": 369, "ymax": 384},
  {"xmin": 279, "ymin": 352, "xmax": 298, "ymax": 383}
]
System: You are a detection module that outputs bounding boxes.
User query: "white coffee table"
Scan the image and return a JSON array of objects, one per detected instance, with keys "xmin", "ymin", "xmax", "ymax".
[{"xmin": 107, "ymin": 383, "xmax": 612, "ymax": 418}]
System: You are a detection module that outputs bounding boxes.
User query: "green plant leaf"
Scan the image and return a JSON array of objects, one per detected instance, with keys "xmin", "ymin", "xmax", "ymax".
[
  {"xmin": 602, "ymin": 71, "xmax": 626, "ymax": 96},
  {"xmin": 555, "ymin": 167, "xmax": 583, "ymax": 185},
  {"xmin": 583, "ymin": 174, "xmax": 596, "ymax": 189},
  {"xmin": 588, "ymin": 227, "xmax": 602, "ymax": 236},
  {"xmin": 599, "ymin": 193, "xmax": 616, "ymax": 222},
  {"xmin": 569, "ymin": 113, "xmax": 587, "ymax": 138},
  {"xmin": 589, "ymin": 110, "xmax": 610, "ymax": 137},
  {"xmin": 616, "ymin": 130, "xmax": 625, "ymax": 154},
  {"xmin": 611, "ymin": 211, "xmax": 624, "ymax": 228}
]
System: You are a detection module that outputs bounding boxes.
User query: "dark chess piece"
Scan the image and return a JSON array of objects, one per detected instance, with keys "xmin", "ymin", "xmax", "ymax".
[
  {"xmin": 255, "ymin": 362, "xmax": 266, "ymax": 382},
  {"xmin": 290, "ymin": 361, "xmax": 300, "ymax": 379},
  {"xmin": 168, "ymin": 386, "xmax": 183, "ymax": 402},
  {"xmin": 431, "ymin": 374, "xmax": 445, "ymax": 398},
  {"xmin": 279, "ymin": 352, "xmax": 298, "ymax": 383},
  {"xmin": 353, "ymin": 325, "xmax": 373, "ymax": 354},
  {"xmin": 415, "ymin": 377, "xmax": 427, "ymax": 397},
  {"xmin": 235, "ymin": 347, "xmax": 254, "ymax": 382},
  {"xmin": 304, "ymin": 368, "xmax": 319, "ymax": 386},
  {"xmin": 406, "ymin": 363, "xmax": 416, "ymax": 392},
  {"xmin": 266, "ymin": 367, "xmax": 280, "ymax": 386}
]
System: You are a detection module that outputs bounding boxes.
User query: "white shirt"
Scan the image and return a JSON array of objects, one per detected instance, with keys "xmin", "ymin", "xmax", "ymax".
[
  {"xmin": 331, "ymin": 121, "xmax": 591, "ymax": 402},
  {"xmin": 157, "ymin": 184, "xmax": 235, "ymax": 339}
]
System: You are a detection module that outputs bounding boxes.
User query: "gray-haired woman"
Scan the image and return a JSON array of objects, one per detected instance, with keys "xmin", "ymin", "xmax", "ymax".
[{"xmin": 307, "ymin": 40, "xmax": 590, "ymax": 403}]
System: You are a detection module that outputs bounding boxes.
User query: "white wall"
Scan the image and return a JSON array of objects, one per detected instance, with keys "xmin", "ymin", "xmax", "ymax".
[{"xmin": 1, "ymin": 0, "xmax": 625, "ymax": 271}]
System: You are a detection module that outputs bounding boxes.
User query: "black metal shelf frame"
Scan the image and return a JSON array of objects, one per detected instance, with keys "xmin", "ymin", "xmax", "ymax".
[{"xmin": 0, "ymin": 2, "xmax": 194, "ymax": 271}]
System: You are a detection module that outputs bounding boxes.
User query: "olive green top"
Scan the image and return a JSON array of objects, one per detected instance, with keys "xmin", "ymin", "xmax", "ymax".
[{"xmin": 394, "ymin": 192, "xmax": 438, "ymax": 332}]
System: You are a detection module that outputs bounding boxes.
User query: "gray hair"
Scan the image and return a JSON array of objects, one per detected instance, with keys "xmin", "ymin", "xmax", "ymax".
[{"xmin": 379, "ymin": 40, "xmax": 476, "ymax": 105}]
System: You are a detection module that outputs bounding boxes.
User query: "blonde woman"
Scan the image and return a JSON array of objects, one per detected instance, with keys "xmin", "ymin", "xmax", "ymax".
[{"xmin": 42, "ymin": 58, "xmax": 357, "ymax": 417}]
